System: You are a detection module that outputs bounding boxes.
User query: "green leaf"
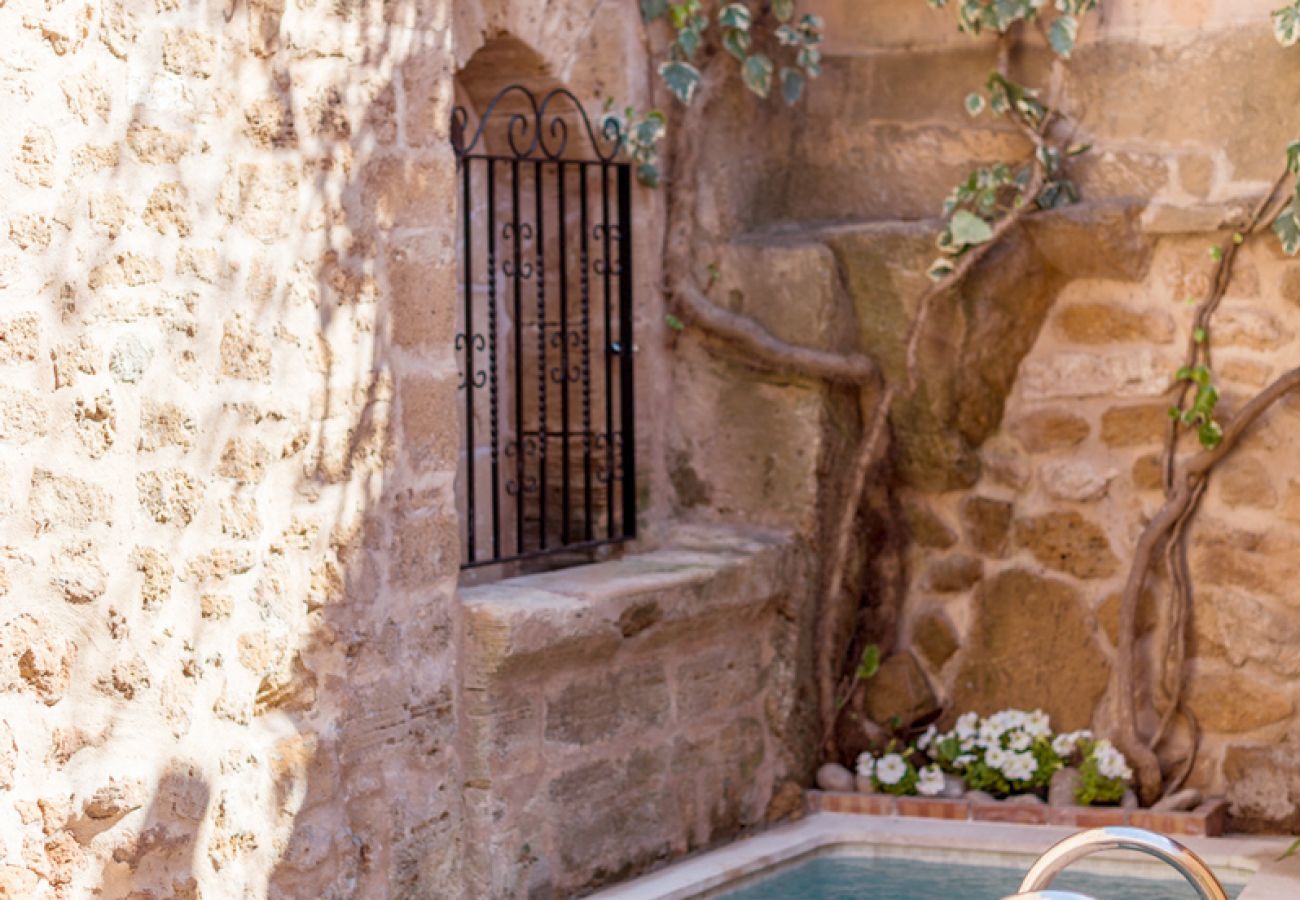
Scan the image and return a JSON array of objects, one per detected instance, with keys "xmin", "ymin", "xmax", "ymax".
[
  {"xmin": 775, "ymin": 24, "xmax": 800, "ymax": 45},
  {"xmin": 780, "ymin": 67, "xmax": 805, "ymax": 105},
  {"xmin": 1274, "ymin": 6, "xmax": 1300, "ymax": 47},
  {"xmin": 772, "ymin": 0, "xmax": 795, "ymax": 21},
  {"xmin": 677, "ymin": 24, "xmax": 702, "ymax": 58},
  {"xmin": 927, "ymin": 258, "xmax": 955, "ymax": 281},
  {"xmin": 640, "ymin": 0, "xmax": 669, "ymax": 20},
  {"xmin": 856, "ymin": 644, "xmax": 881, "ymax": 681},
  {"xmin": 1067, "ymin": 142, "xmax": 1092, "ymax": 156},
  {"xmin": 949, "ymin": 209, "xmax": 995, "ymax": 246},
  {"xmin": 1193, "ymin": 326, "xmax": 1207, "ymax": 344},
  {"xmin": 1274, "ymin": 205, "xmax": 1300, "ymax": 255},
  {"xmin": 637, "ymin": 162, "xmax": 660, "ymax": 188},
  {"xmin": 1048, "ymin": 14, "xmax": 1078, "ymax": 57},
  {"xmin": 717, "ymin": 2, "xmax": 751, "ymax": 29},
  {"xmin": 723, "ymin": 27, "xmax": 750, "ymax": 59},
  {"xmin": 658, "ymin": 60, "xmax": 702, "ymax": 104},
  {"xmin": 797, "ymin": 47, "xmax": 822, "ymax": 77},
  {"xmin": 1279, "ymin": 837, "xmax": 1300, "ymax": 862},
  {"xmin": 741, "ymin": 53, "xmax": 774, "ymax": 99},
  {"xmin": 965, "ymin": 92, "xmax": 986, "ymax": 116},
  {"xmin": 1288, "ymin": 140, "xmax": 1300, "ymax": 174},
  {"xmin": 1209, "ymin": 244, "xmax": 1223, "ymax": 261},
  {"xmin": 665, "ymin": 313, "xmax": 684, "ymax": 332}
]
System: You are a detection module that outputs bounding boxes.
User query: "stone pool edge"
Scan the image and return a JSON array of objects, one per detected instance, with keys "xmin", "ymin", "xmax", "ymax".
[{"xmin": 587, "ymin": 812, "xmax": 1297, "ymax": 899}]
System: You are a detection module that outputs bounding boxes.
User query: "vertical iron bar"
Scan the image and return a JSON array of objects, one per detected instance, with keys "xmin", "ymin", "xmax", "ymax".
[
  {"xmin": 461, "ymin": 158, "xmax": 477, "ymax": 564},
  {"xmin": 600, "ymin": 163, "xmax": 615, "ymax": 540},
  {"xmin": 579, "ymin": 164, "xmax": 594, "ymax": 541},
  {"xmin": 486, "ymin": 159, "xmax": 501, "ymax": 560},
  {"xmin": 511, "ymin": 158, "xmax": 525, "ymax": 556},
  {"xmin": 534, "ymin": 159, "xmax": 548, "ymax": 550},
  {"xmin": 557, "ymin": 162, "xmax": 571, "ymax": 546},
  {"xmin": 617, "ymin": 164, "xmax": 637, "ymax": 539}
]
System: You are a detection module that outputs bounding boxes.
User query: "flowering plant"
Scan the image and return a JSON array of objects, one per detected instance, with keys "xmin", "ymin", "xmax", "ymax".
[{"xmin": 853, "ymin": 708, "xmax": 1135, "ymax": 805}]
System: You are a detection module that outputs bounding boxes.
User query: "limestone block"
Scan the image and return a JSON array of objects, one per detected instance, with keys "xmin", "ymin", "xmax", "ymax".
[
  {"xmin": 0, "ymin": 314, "xmax": 40, "ymax": 364},
  {"xmin": 925, "ymin": 554, "xmax": 983, "ymax": 593},
  {"xmin": 30, "ymin": 469, "xmax": 111, "ymax": 532},
  {"xmin": 1186, "ymin": 665, "xmax": 1292, "ymax": 734},
  {"xmin": 960, "ymin": 496, "xmax": 1013, "ymax": 557},
  {"xmin": 1021, "ymin": 350, "xmax": 1171, "ymax": 401},
  {"xmin": 912, "ymin": 610, "xmax": 959, "ymax": 670},
  {"xmin": 1014, "ymin": 511, "xmax": 1119, "ymax": 580},
  {"xmin": 864, "ymin": 651, "xmax": 939, "ymax": 729},
  {"xmin": 1009, "ymin": 408, "xmax": 1090, "ymax": 453},
  {"xmin": 1039, "ymin": 459, "xmax": 1116, "ymax": 502}
]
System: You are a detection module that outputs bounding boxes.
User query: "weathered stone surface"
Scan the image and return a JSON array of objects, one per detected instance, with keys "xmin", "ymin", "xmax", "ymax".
[
  {"xmin": 1186, "ymin": 666, "xmax": 1292, "ymax": 734},
  {"xmin": 137, "ymin": 469, "xmax": 202, "ymax": 526},
  {"xmin": 1020, "ymin": 350, "xmax": 1170, "ymax": 401},
  {"xmin": 1009, "ymin": 409, "xmax": 1090, "ymax": 453},
  {"xmin": 1097, "ymin": 590, "xmax": 1157, "ymax": 648},
  {"xmin": 30, "ymin": 469, "xmax": 110, "ymax": 532},
  {"xmin": 1057, "ymin": 302, "xmax": 1174, "ymax": 344},
  {"xmin": 51, "ymin": 540, "xmax": 106, "ymax": 604},
  {"xmin": 960, "ymin": 496, "xmax": 1013, "ymax": 556},
  {"xmin": 1223, "ymin": 740, "xmax": 1300, "ymax": 832},
  {"xmin": 0, "ymin": 385, "xmax": 48, "ymax": 442},
  {"xmin": 219, "ymin": 317, "xmax": 272, "ymax": 381},
  {"xmin": 1039, "ymin": 459, "xmax": 1116, "ymax": 502},
  {"xmin": 1152, "ymin": 788, "xmax": 1203, "ymax": 813},
  {"xmin": 925, "ymin": 554, "xmax": 983, "ymax": 593},
  {"xmin": 1132, "ymin": 453, "xmax": 1164, "ymax": 491},
  {"xmin": 545, "ymin": 662, "xmax": 669, "ymax": 746},
  {"xmin": 912, "ymin": 610, "xmax": 959, "ymax": 670},
  {"xmin": 1014, "ymin": 511, "xmax": 1119, "ymax": 580},
  {"xmin": 950, "ymin": 570, "xmax": 1107, "ymax": 731},
  {"xmin": 864, "ymin": 651, "xmax": 938, "ymax": 728},
  {"xmin": 1049, "ymin": 767, "xmax": 1082, "ymax": 807},
  {"xmin": 0, "ymin": 314, "xmax": 40, "ymax": 364},
  {"xmin": 1101, "ymin": 403, "xmax": 1169, "ymax": 448},
  {"xmin": 1216, "ymin": 454, "xmax": 1278, "ymax": 509},
  {"xmin": 816, "ymin": 763, "xmax": 854, "ymax": 792},
  {"xmin": 903, "ymin": 499, "xmax": 957, "ymax": 549}
]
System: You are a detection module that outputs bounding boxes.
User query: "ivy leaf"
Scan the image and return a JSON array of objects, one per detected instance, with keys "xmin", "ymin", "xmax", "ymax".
[
  {"xmin": 965, "ymin": 92, "xmax": 986, "ymax": 116},
  {"xmin": 637, "ymin": 162, "xmax": 660, "ymax": 188},
  {"xmin": 1287, "ymin": 140, "xmax": 1300, "ymax": 174},
  {"xmin": 927, "ymin": 258, "xmax": 955, "ymax": 281},
  {"xmin": 775, "ymin": 24, "xmax": 800, "ymax": 45},
  {"xmin": 950, "ymin": 209, "xmax": 994, "ymax": 246},
  {"xmin": 723, "ymin": 27, "xmax": 750, "ymax": 60},
  {"xmin": 1274, "ymin": 5, "xmax": 1300, "ymax": 47},
  {"xmin": 741, "ymin": 53, "xmax": 774, "ymax": 99},
  {"xmin": 772, "ymin": 0, "xmax": 795, "ymax": 22},
  {"xmin": 1275, "ymin": 206, "xmax": 1300, "ymax": 256},
  {"xmin": 658, "ymin": 60, "xmax": 702, "ymax": 105},
  {"xmin": 1048, "ymin": 14, "xmax": 1078, "ymax": 57},
  {"xmin": 640, "ymin": 0, "xmax": 669, "ymax": 20},
  {"xmin": 798, "ymin": 47, "xmax": 823, "ymax": 77},
  {"xmin": 718, "ymin": 2, "xmax": 750, "ymax": 29},
  {"xmin": 665, "ymin": 313, "xmax": 685, "ymax": 331},
  {"xmin": 780, "ymin": 67, "xmax": 805, "ymax": 105},
  {"xmin": 677, "ymin": 25, "xmax": 702, "ymax": 58}
]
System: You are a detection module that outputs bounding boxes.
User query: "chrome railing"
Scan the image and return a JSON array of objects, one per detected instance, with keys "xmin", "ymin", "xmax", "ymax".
[{"xmin": 1004, "ymin": 826, "xmax": 1229, "ymax": 900}]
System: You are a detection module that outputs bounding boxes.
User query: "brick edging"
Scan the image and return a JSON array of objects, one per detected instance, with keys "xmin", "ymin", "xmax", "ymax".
[{"xmin": 806, "ymin": 790, "xmax": 1228, "ymax": 837}]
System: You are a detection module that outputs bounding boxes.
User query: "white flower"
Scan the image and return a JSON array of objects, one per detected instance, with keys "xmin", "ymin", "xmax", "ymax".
[
  {"xmin": 1051, "ymin": 729, "xmax": 1093, "ymax": 757},
  {"xmin": 1093, "ymin": 740, "xmax": 1133, "ymax": 782},
  {"xmin": 1008, "ymin": 730, "xmax": 1031, "ymax": 752},
  {"xmin": 856, "ymin": 752, "xmax": 876, "ymax": 779},
  {"xmin": 917, "ymin": 764, "xmax": 945, "ymax": 796},
  {"xmin": 986, "ymin": 747, "xmax": 1008, "ymax": 771},
  {"xmin": 1025, "ymin": 709, "xmax": 1051, "ymax": 739},
  {"xmin": 918, "ymin": 724, "xmax": 938, "ymax": 752},
  {"xmin": 955, "ymin": 712, "xmax": 979, "ymax": 740},
  {"xmin": 875, "ymin": 753, "xmax": 907, "ymax": 786},
  {"xmin": 954, "ymin": 753, "xmax": 976, "ymax": 768},
  {"xmin": 1002, "ymin": 751, "xmax": 1039, "ymax": 782}
]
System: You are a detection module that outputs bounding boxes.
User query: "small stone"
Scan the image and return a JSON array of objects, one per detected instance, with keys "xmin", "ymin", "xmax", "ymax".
[
  {"xmin": 1009, "ymin": 409, "xmax": 1090, "ymax": 453},
  {"xmin": 864, "ymin": 652, "xmax": 939, "ymax": 729},
  {"xmin": 83, "ymin": 777, "xmax": 146, "ymax": 820},
  {"xmin": 162, "ymin": 29, "xmax": 217, "ymax": 79},
  {"xmin": 1057, "ymin": 302, "xmax": 1174, "ymax": 344},
  {"xmin": 109, "ymin": 335, "xmax": 152, "ymax": 383},
  {"xmin": 912, "ymin": 610, "xmax": 959, "ymax": 670},
  {"xmin": 73, "ymin": 391, "xmax": 116, "ymax": 458},
  {"xmin": 217, "ymin": 437, "xmax": 270, "ymax": 484},
  {"xmin": 1132, "ymin": 453, "xmax": 1164, "ymax": 491},
  {"xmin": 51, "ymin": 337, "xmax": 98, "ymax": 389},
  {"xmin": 903, "ymin": 499, "xmax": 957, "ymax": 549},
  {"xmin": 1040, "ymin": 459, "xmax": 1116, "ymax": 502},
  {"xmin": 1014, "ymin": 511, "xmax": 1119, "ymax": 580},
  {"xmin": 1151, "ymin": 788, "xmax": 1204, "ymax": 813},
  {"xmin": 1218, "ymin": 455, "xmax": 1278, "ymax": 509},
  {"xmin": 816, "ymin": 763, "xmax": 854, "ymax": 793},
  {"xmin": 966, "ymin": 790, "xmax": 995, "ymax": 803},
  {"xmin": 925, "ymin": 554, "xmax": 983, "ymax": 593},
  {"xmin": 854, "ymin": 774, "xmax": 876, "ymax": 794},
  {"xmin": 1049, "ymin": 767, "xmax": 1083, "ymax": 807},
  {"xmin": 1121, "ymin": 789, "xmax": 1139, "ymax": 810},
  {"xmin": 142, "ymin": 182, "xmax": 192, "ymax": 237},
  {"xmin": 51, "ymin": 540, "xmax": 106, "ymax": 604},
  {"xmin": 1101, "ymin": 403, "xmax": 1169, "ymax": 448},
  {"xmin": 960, "ymin": 496, "xmax": 1013, "ymax": 556},
  {"xmin": 0, "ymin": 314, "xmax": 40, "ymax": 364},
  {"xmin": 137, "ymin": 469, "xmax": 203, "ymax": 526},
  {"xmin": 131, "ymin": 546, "xmax": 173, "ymax": 610},
  {"xmin": 126, "ymin": 125, "xmax": 190, "ymax": 164},
  {"xmin": 939, "ymin": 774, "xmax": 966, "ymax": 799},
  {"xmin": 220, "ymin": 317, "xmax": 272, "ymax": 381}
]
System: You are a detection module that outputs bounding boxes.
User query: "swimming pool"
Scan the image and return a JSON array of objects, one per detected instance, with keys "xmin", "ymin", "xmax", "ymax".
[
  {"xmin": 592, "ymin": 813, "xmax": 1295, "ymax": 899},
  {"xmin": 717, "ymin": 853, "xmax": 1246, "ymax": 899}
]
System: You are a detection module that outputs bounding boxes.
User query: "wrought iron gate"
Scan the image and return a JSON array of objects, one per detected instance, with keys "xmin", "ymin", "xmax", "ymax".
[{"xmin": 451, "ymin": 85, "xmax": 636, "ymax": 569}]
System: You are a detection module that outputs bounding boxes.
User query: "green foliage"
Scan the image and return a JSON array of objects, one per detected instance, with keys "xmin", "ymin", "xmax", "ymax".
[
  {"xmin": 856, "ymin": 644, "xmax": 881, "ymax": 682},
  {"xmin": 1170, "ymin": 365, "xmax": 1224, "ymax": 449},
  {"xmin": 1077, "ymin": 753, "xmax": 1127, "ymax": 805},
  {"xmin": 927, "ymin": 0, "xmax": 1095, "ymax": 57},
  {"xmin": 741, "ymin": 52, "xmax": 775, "ymax": 97},
  {"xmin": 602, "ymin": 105, "xmax": 668, "ymax": 187},
  {"xmin": 1272, "ymin": 141, "xmax": 1300, "ymax": 255},
  {"xmin": 1274, "ymin": 2, "xmax": 1300, "ymax": 46},
  {"xmin": 1280, "ymin": 838, "xmax": 1300, "ymax": 862}
]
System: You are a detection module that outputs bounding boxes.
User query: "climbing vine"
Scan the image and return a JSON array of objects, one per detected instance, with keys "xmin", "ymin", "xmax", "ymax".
[{"xmin": 632, "ymin": 0, "xmax": 1300, "ymax": 804}]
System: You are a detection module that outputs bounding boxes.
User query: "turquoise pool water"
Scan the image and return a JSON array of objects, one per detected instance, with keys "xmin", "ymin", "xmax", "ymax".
[{"xmin": 719, "ymin": 855, "xmax": 1246, "ymax": 899}]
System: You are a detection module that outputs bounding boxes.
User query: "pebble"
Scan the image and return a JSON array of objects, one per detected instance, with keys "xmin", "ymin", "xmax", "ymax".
[{"xmin": 816, "ymin": 762, "xmax": 854, "ymax": 793}]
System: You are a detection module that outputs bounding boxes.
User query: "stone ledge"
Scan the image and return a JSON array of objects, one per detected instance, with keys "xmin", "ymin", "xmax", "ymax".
[
  {"xmin": 460, "ymin": 524, "xmax": 803, "ymax": 676},
  {"xmin": 807, "ymin": 791, "xmax": 1229, "ymax": 837}
]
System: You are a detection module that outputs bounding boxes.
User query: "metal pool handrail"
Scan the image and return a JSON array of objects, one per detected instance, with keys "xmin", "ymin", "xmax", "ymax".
[{"xmin": 1009, "ymin": 826, "xmax": 1229, "ymax": 900}]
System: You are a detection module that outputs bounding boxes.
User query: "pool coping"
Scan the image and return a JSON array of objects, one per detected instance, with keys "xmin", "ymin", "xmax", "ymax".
[{"xmin": 589, "ymin": 812, "xmax": 1300, "ymax": 899}]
